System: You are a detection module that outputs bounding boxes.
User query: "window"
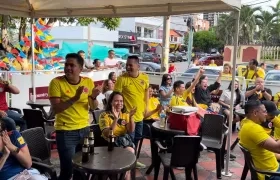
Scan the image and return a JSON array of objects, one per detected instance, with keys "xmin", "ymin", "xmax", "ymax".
[
  {"xmin": 144, "ymin": 28, "xmax": 154, "ymax": 38},
  {"xmin": 136, "ymin": 26, "xmax": 142, "ymax": 37},
  {"xmin": 173, "ymin": 37, "xmax": 178, "ymax": 42}
]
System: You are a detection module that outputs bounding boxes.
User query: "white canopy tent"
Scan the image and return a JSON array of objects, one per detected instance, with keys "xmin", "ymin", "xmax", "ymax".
[{"xmin": 0, "ymin": 0, "xmax": 241, "ymax": 177}]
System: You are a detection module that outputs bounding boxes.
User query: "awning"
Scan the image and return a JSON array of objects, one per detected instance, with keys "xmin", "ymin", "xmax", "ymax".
[{"xmin": 0, "ymin": 0, "xmax": 240, "ymax": 17}]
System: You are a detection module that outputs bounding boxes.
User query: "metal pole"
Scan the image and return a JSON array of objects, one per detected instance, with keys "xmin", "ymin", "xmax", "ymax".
[
  {"xmin": 31, "ymin": 18, "xmax": 36, "ymax": 101},
  {"xmin": 187, "ymin": 16, "xmax": 193, "ymax": 67},
  {"xmin": 222, "ymin": 10, "xmax": 240, "ymax": 177},
  {"xmin": 161, "ymin": 16, "xmax": 170, "ymax": 73}
]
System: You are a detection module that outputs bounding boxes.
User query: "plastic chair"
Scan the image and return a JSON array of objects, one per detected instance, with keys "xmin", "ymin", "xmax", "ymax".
[
  {"xmin": 23, "ymin": 109, "xmax": 55, "ymax": 138},
  {"xmin": 239, "ymin": 144, "xmax": 280, "ymax": 180},
  {"xmin": 91, "ymin": 109, "xmax": 105, "ymax": 124},
  {"xmin": 8, "ymin": 107, "xmax": 22, "ymax": 114},
  {"xmin": 136, "ymin": 120, "xmax": 154, "ymax": 159},
  {"xmin": 201, "ymin": 114, "xmax": 227, "ymax": 179},
  {"xmin": 155, "ymin": 136, "xmax": 201, "ymax": 180}
]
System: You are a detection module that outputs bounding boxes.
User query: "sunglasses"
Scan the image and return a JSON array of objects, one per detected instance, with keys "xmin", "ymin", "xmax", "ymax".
[{"xmin": 167, "ymin": 78, "xmax": 172, "ymax": 80}]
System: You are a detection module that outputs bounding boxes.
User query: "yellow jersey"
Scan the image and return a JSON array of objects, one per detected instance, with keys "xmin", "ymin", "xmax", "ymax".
[
  {"xmin": 243, "ymin": 68, "xmax": 265, "ymax": 80},
  {"xmin": 274, "ymin": 92, "xmax": 280, "ymax": 110},
  {"xmin": 170, "ymin": 95, "xmax": 188, "ymax": 107},
  {"xmin": 273, "ymin": 115, "xmax": 280, "ymax": 140},
  {"xmin": 221, "ymin": 73, "xmax": 232, "ymax": 80},
  {"xmin": 209, "ymin": 64, "xmax": 217, "ymax": 67},
  {"xmin": 114, "ymin": 72, "xmax": 149, "ymax": 122},
  {"xmin": 99, "ymin": 111, "xmax": 130, "ymax": 140},
  {"xmin": 183, "ymin": 91, "xmax": 195, "ymax": 107},
  {"xmin": 239, "ymin": 118, "xmax": 278, "ymax": 180},
  {"xmin": 48, "ymin": 76, "xmax": 94, "ymax": 130},
  {"xmin": 147, "ymin": 97, "xmax": 160, "ymax": 120}
]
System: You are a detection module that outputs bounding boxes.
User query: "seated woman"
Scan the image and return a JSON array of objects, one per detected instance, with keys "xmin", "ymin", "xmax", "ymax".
[
  {"xmin": 221, "ymin": 63, "xmax": 232, "ymax": 80},
  {"xmin": 144, "ymin": 86, "xmax": 162, "ymax": 124},
  {"xmin": 0, "ymin": 120, "xmax": 47, "ymax": 180},
  {"xmin": 93, "ymin": 59, "xmax": 106, "ymax": 70},
  {"xmin": 219, "ymin": 79, "xmax": 243, "ymax": 123},
  {"xmin": 102, "ymin": 79, "xmax": 114, "ymax": 102}
]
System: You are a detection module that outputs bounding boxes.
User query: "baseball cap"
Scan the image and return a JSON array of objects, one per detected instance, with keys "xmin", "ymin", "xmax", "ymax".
[{"xmin": 262, "ymin": 100, "xmax": 280, "ymax": 116}]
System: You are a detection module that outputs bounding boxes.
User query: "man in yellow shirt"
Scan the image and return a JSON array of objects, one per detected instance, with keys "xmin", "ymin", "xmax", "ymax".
[
  {"xmin": 243, "ymin": 59, "xmax": 265, "ymax": 80},
  {"xmin": 208, "ymin": 59, "xmax": 217, "ymax": 67},
  {"xmin": 170, "ymin": 80, "xmax": 188, "ymax": 107},
  {"xmin": 239, "ymin": 100, "xmax": 280, "ymax": 180},
  {"xmin": 114, "ymin": 55, "xmax": 149, "ymax": 168},
  {"xmin": 262, "ymin": 101, "xmax": 280, "ymax": 140},
  {"xmin": 274, "ymin": 92, "xmax": 280, "ymax": 110},
  {"xmin": 48, "ymin": 53, "xmax": 101, "ymax": 180}
]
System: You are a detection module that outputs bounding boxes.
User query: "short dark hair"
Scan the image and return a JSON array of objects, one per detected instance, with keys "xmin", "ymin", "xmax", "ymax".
[
  {"xmin": 274, "ymin": 64, "xmax": 278, "ymax": 68},
  {"xmin": 127, "ymin": 55, "xmax": 139, "ymax": 64},
  {"xmin": 108, "ymin": 50, "xmax": 114, "ymax": 54},
  {"xmin": 250, "ymin": 59, "xmax": 258, "ymax": 66},
  {"xmin": 173, "ymin": 80, "xmax": 184, "ymax": 91},
  {"xmin": 65, "ymin": 53, "xmax": 84, "ymax": 67},
  {"xmin": 199, "ymin": 75, "xmax": 207, "ymax": 84},
  {"xmin": 93, "ymin": 59, "xmax": 100, "ymax": 64},
  {"xmin": 0, "ymin": 120, "xmax": 6, "ymax": 132},
  {"xmin": 105, "ymin": 91, "xmax": 127, "ymax": 113},
  {"xmin": 244, "ymin": 100, "xmax": 262, "ymax": 114},
  {"xmin": 185, "ymin": 81, "xmax": 192, "ymax": 89},
  {"xmin": 77, "ymin": 50, "xmax": 85, "ymax": 55},
  {"xmin": 260, "ymin": 63, "xmax": 265, "ymax": 67}
]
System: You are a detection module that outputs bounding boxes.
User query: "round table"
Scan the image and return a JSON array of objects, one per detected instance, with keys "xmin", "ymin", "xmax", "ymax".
[
  {"xmin": 26, "ymin": 99, "xmax": 52, "ymax": 119},
  {"xmin": 72, "ymin": 147, "xmax": 136, "ymax": 179},
  {"xmin": 152, "ymin": 121, "xmax": 185, "ymax": 135}
]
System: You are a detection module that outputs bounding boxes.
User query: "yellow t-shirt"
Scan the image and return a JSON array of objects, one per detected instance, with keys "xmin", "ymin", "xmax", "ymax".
[
  {"xmin": 147, "ymin": 97, "xmax": 160, "ymax": 120},
  {"xmin": 209, "ymin": 64, "xmax": 217, "ymax": 67},
  {"xmin": 239, "ymin": 118, "xmax": 279, "ymax": 180},
  {"xmin": 48, "ymin": 76, "xmax": 94, "ymax": 130},
  {"xmin": 99, "ymin": 111, "xmax": 130, "ymax": 139},
  {"xmin": 114, "ymin": 72, "xmax": 149, "ymax": 122},
  {"xmin": 170, "ymin": 95, "xmax": 188, "ymax": 107},
  {"xmin": 273, "ymin": 115, "xmax": 280, "ymax": 140},
  {"xmin": 183, "ymin": 91, "xmax": 194, "ymax": 107},
  {"xmin": 274, "ymin": 92, "xmax": 280, "ymax": 109},
  {"xmin": 221, "ymin": 73, "xmax": 232, "ymax": 80},
  {"xmin": 243, "ymin": 68, "xmax": 265, "ymax": 80}
]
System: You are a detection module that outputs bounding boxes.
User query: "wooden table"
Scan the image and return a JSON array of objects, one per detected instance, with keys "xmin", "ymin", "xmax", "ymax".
[
  {"xmin": 72, "ymin": 147, "xmax": 136, "ymax": 180},
  {"xmin": 26, "ymin": 99, "xmax": 53, "ymax": 119}
]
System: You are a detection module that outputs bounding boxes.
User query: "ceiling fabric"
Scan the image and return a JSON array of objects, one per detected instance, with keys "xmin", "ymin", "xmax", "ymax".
[{"xmin": 0, "ymin": 0, "xmax": 241, "ymax": 18}]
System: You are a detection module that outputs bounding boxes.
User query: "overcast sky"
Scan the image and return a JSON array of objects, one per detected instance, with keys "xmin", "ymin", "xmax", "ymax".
[{"xmin": 242, "ymin": 0, "xmax": 279, "ymax": 11}]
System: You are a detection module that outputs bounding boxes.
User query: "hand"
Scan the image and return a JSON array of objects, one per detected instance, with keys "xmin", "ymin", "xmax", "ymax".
[
  {"xmin": 2, "ymin": 131, "xmax": 14, "ymax": 151},
  {"xmin": 129, "ymin": 107, "xmax": 137, "ymax": 118},
  {"xmin": 3, "ymin": 146, "xmax": 10, "ymax": 157},
  {"xmin": 156, "ymin": 104, "xmax": 162, "ymax": 111},
  {"xmin": 0, "ymin": 110, "xmax": 7, "ymax": 118},
  {"xmin": 260, "ymin": 85, "xmax": 265, "ymax": 91},
  {"xmin": 199, "ymin": 67, "xmax": 205, "ymax": 75},
  {"xmin": 255, "ymin": 85, "xmax": 261, "ymax": 91},
  {"xmin": 92, "ymin": 85, "xmax": 101, "ymax": 99},
  {"xmin": 219, "ymin": 71, "xmax": 223, "ymax": 76},
  {"xmin": 112, "ymin": 106, "xmax": 119, "ymax": 120},
  {"xmin": 74, "ymin": 86, "xmax": 84, "ymax": 101}
]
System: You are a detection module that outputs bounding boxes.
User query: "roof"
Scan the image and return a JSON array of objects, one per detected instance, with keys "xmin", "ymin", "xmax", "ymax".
[
  {"xmin": 170, "ymin": 30, "xmax": 182, "ymax": 37},
  {"xmin": 0, "ymin": 0, "xmax": 241, "ymax": 18}
]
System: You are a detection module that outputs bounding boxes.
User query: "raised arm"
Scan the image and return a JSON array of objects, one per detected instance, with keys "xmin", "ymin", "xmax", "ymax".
[{"xmin": 185, "ymin": 67, "xmax": 204, "ymax": 94}]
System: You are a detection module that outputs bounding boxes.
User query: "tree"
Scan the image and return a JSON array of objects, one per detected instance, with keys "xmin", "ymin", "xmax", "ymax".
[{"xmin": 185, "ymin": 30, "xmax": 223, "ymax": 52}]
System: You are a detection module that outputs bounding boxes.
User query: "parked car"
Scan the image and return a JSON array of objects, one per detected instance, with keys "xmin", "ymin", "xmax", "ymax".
[
  {"xmin": 139, "ymin": 62, "xmax": 161, "ymax": 72},
  {"xmin": 174, "ymin": 52, "xmax": 183, "ymax": 62},
  {"xmin": 169, "ymin": 53, "xmax": 176, "ymax": 63},
  {"xmin": 182, "ymin": 66, "xmax": 222, "ymax": 77},
  {"xmin": 198, "ymin": 55, "xmax": 223, "ymax": 66},
  {"xmin": 122, "ymin": 53, "xmax": 143, "ymax": 61},
  {"xmin": 140, "ymin": 52, "xmax": 161, "ymax": 64},
  {"xmin": 264, "ymin": 70, "xmax": 280, "ymax": 84}
]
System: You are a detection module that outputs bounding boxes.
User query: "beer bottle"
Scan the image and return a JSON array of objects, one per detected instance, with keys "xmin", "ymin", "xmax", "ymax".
[
  {"xmin": 108, "ymin": 128, "xmax": 115, "ymax": 151},
  {"xmin": 82, "ymin": 137, "xmax": 90, "ymax": 163},
  {"xmin": 88, "ymin": 129, "xmax": 95, "ymax": 154}
]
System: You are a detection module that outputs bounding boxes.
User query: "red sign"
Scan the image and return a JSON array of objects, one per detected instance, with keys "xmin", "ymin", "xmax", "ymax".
[{"xmin": 29, "ymin": 86, "xmax": 49, "ymax": 100}]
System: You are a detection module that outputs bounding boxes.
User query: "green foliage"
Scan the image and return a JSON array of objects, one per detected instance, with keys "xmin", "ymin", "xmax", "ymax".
[{"xmin": 185, "ymin": 30, "xmax": 223, "ymax": 52}]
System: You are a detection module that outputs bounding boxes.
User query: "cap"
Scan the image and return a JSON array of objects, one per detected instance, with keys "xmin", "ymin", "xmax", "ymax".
[{"xmin": 262, "ymin": 100, "xmax": 280, "ymax": 116}]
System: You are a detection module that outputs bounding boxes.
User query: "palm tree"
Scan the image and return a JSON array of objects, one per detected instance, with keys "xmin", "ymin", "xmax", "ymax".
[
  {"xmin": 255, "ymin": 10, "xmax": 276, "ymax": 45},
  {"xmin": 215, "ymin": 14, "xmax": 234, "ymax": 45}
]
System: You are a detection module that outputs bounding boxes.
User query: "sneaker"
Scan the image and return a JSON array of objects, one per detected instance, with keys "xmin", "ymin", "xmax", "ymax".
[{"xmin": 136, "ymin": 161, "xmax": 146, "ymax": 169}]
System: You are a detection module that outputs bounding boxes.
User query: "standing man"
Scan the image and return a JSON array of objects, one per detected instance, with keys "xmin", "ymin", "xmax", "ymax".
[
  {"xmin": 104, "ymin": 50, "xmax": 119, "ymax": 68},
  {"xmin": 77, "ymin": 50, "xmax": 94, "ymax": 71},
  {"xmin": 0, "ymin": 79, "xmax": 26, "ymax": 131},
  {"xmin": 114, "ymin": 55, "xmax": 149, "ymax": 169},
  {"xmin": 48, "ymin": 53, "xmax": 100, "ymax": 180}
]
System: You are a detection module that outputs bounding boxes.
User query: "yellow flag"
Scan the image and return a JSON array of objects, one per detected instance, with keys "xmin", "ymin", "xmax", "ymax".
[
  {"xmin": 33, "ymin": 48, "xmax": 39, "ymax": 53},
  {"xmin": 2, "ymin": 57, "xmax": 9, "ymax": 63},
  {"xmin": 38, "ymin": 48, "xmax": 43, "ymax": 54},
  {"xmin": 46, "ymin": 35, "xmax": 53, "ymax": 41},
  {"xmin": 50, "ymin": 52, "xmax": 57, "ymax": 56},
  {"xmin": 36, "ymin": 30, "xmax": 43, "ymax": 36},
  {"xmin": 25, "ymin": 32, "xmax": 31, "ymax": 36}
]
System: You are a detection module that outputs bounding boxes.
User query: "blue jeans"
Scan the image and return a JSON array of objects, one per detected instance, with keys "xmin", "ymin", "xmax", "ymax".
[
  {"xmin": 130, "ymin": 121, "xmax": 143, "ymax": 150},
  {"xmin": 2, "ymin": 110, "xmax": 26, "ymax": 131},
  {"xmin": 266, "ymin": 165, "xmax": 280, "ymax": 180},
  {"xmin": 56, "ymin": 127, "xmax": 89, "ymax": 180}
]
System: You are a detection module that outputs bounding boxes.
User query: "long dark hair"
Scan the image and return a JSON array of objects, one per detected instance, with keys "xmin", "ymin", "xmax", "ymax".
[
  {"xmin": 108, "ymin": 72, "xmax": 116, "ymax": 80},
  {"xmin": 228, "ymin": 80, "xmax": 241, "ymax": 106},
  {"xmin": 105, "ymin": 91, "xmax": 127, "ymax": 113},
  {"xmin": 160, "ymin": 74, "xmax": 171, "ymax": 86}
]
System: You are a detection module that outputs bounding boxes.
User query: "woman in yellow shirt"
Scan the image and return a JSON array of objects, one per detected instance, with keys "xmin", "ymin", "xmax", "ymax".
[
  {"xmin": 222, "ymin": 63, "xmax": 232, "ymax": 80},
  {"xmin": 144, "ymin": 85, "xmax": 161, "ymax": 121}
]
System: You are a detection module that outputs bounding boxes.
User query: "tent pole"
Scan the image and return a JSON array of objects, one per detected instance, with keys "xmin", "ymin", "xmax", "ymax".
[
  {"xmin": 161, "ymin": 16, "xmax": 170, "ymax": 73},
  {"xmin": 222, "ymin": 10, "xmax": 240, "ymax": 177},
  {"xmin": 31, "ymin": 18, "xmax": 36, "ymax": 101}
]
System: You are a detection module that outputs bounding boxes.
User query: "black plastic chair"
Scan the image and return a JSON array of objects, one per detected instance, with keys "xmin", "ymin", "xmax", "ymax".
[
  {"xmin": 137, "ymin": 120, "xmax": 154, "ymax": 159},
  {"xmin": 91, "ymin": 109, "xmax": 105, "ymax": 124},
  {"xmin": 21, "ymin": 127, "xmax": 54, "ymax": 165},
  {"xmin": 23, "ymin": 109, "xmax": 55, "ymax": 138},
  {"xmin": 8, "ymin": 107, "xmax": 22, "ymax": 114},
  {"xmin": 155, "ymin": 136, "xmax": 201, "ymax": 180},
  {"xmin": 32, "ymin": 161, "xmax": 57, "ymax": 180},
  {"xmin": 239, "ymin": 144, "xmax": 280, "ymax": 180},
  {"xmin": 201, "ymin": 114, "xmax": 227, "ymax": 179}
]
